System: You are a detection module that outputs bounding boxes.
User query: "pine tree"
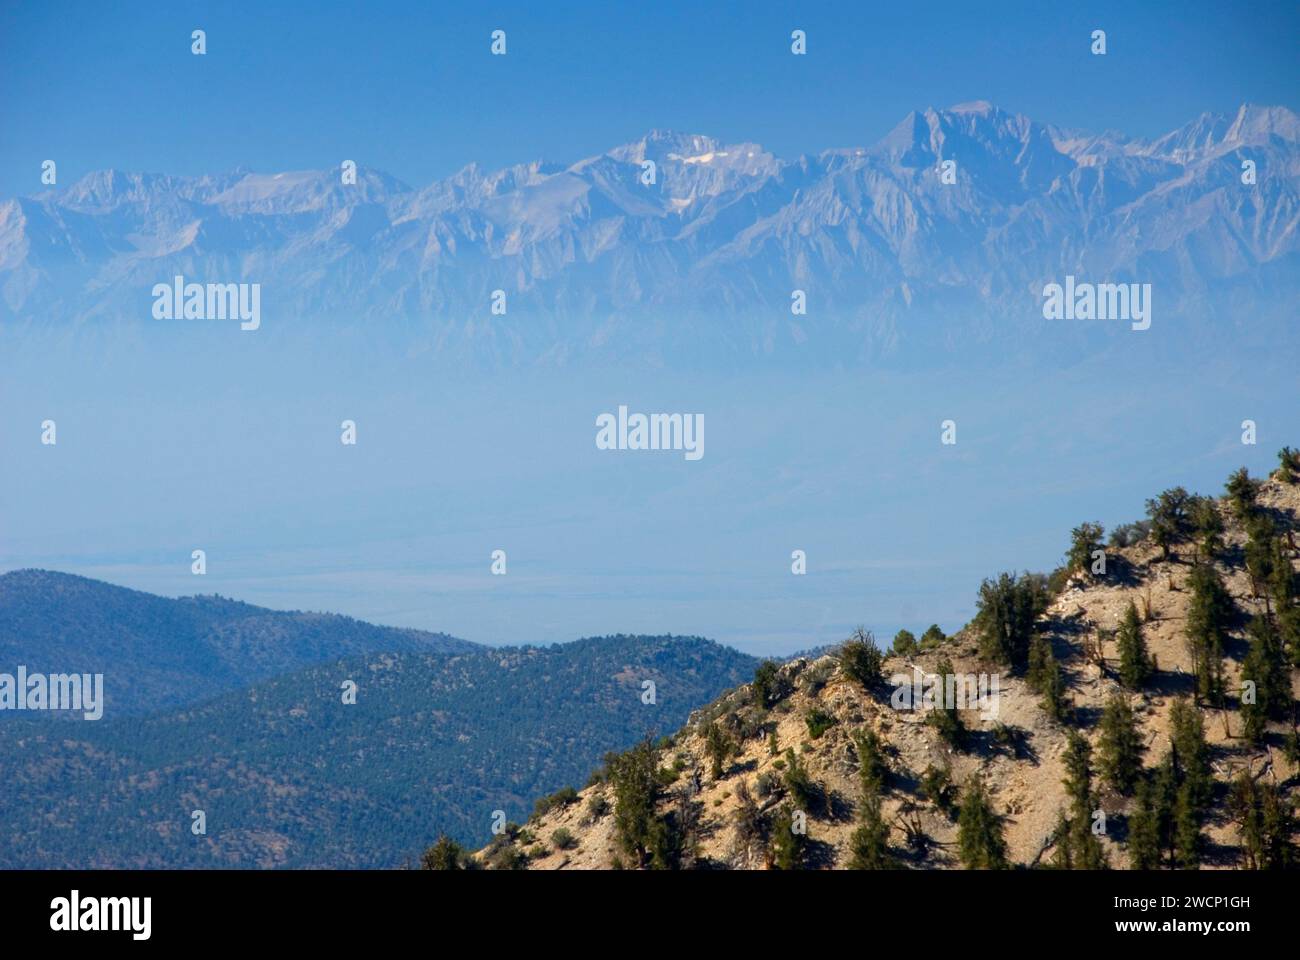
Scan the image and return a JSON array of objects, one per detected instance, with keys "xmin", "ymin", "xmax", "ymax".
[
  {"xmin": 1173, "ymin": 780, "xmax": 1202, "ymax": 869},
  {"xmin": 1126, "ymin": 775, "xmax": 1162, "ymax": 869},
  {"xmin": 1259, "ymin": 782, "xmax": 1297, "ymax": 870},
  {"xmin": 848, "ymin": 787, "xmax": 894, "ymax": 869},
  {"xmin": 608, "ymin": 737, "xmax": 663, "ymax": 867},
  {"xmin": 1241, "ymin": 614, "xmax": 1289, "ymax": 744},
  {"xmin": 1190, "ymin": 496, "xmax": 1225, "ymax": 559},
  {"xmin": 752, "ymin": 659, "xmax": 786, "ymax": 709},
  {"xmin": 974, "ymin": 571, "xmax": 1049, "ymax": 669},
  {"xmin": 769, "ymin": 803, "xmax": 804, "ymax": 870},
  {"xmin": 1097, "ymin": 693, "xmax": 1144, "ymax": 795},
  {"xmin": 1146, "ymin": 487, "xmax": 1192, "ymax": 560},
  {"xmin": 781, "ymin": 748, "xmax": 817, "ymax": 811},
  {"xmin": 1229, "ymin": 772, "xmax": 1261, "ymax": 869},
  {"xmin": 420, "ymin": 834, "xmax": 466, "ymax": 870},
  {"xmin": 1062, "ymin": 732, "xmax": 1107, "ymax": 869},
  {"xmin": 1037, "ymin": 643, "xmax": 1070, "ymax": 723},
  {"xmin": 1116, "ymin": 601, "xmax": 1152, "ymax": 690},
  {"xmin": 1225, "ymin": 467, "xmax": 1259, "ymax": 522},
  {"xmin": 838, "ymin": 628, "xmax": 884, "ymax": 688},
  {"xmin": 1278, "ymin": 447, "xmax": 1300, "ymax": 484},
  {"xmin": 1184, "ymin": 563, "xmax": 1232, "ymax": 706},
  {"xmin": 891, "ymin": 629, "xmax": 918, "ymax": 657},
  {"xmin": 855, "ymin": 729, "xmax": 888, "ymax": 796},
  {"xmin": 703, "ymin": 721, "xmax": 731, "ymax": 779},
  {"xmin": 920, "ymin": 624, "xmax": 946, "ymax": 650},
  {"xmin": 1049, "ymin": 812, "xmax": 1072, "ymax": 870},
  {"xmin": 1151, "ymin": 752, "xmax": 1179, "ymax": 867},
  {"xmin": 927, "ymin": 657, "xmax": 967, "ymax": 749},
  {"xmin": 957, "ymin": 775, "xmax": 1008, "ymax": 869},
  {"xmin": 1244, "ymin": 513, "xmax": 1277, "ymax": 599},
  {"xmin": 1170, "ymin": 698, "xmax": 1213, "ymax": 809},
  {"xmin": 1067, "ymin": 522, "xmax": 1106, "ymax": 578}
]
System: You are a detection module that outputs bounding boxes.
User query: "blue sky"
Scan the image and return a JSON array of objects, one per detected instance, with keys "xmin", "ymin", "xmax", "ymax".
[
  {"xmin": 2, "ymin": 1, "xmax": 1297, "ymax": 655},
  {"xmin": 2, "ymin": 0, "xmax": 1298, "ymax": 196}
]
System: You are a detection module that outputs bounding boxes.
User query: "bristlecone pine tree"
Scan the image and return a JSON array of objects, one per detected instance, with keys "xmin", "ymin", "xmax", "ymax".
[
  {"xmin": 957, "ymin": 775, "xmax": 1008, "ymax": 869},
  {"xmin": 849, "ymin": 787, "xmax": 895, "ymax": 869},
  {"xmin": 1097, "ymin": 693, "xmax": 1144, "ymax": 796},
  {"xmin": 1116, "ymin": 601, "xmax": 1152, "ymax": 690},
  {"xmin": 1184, "ymin": 562, "xmax": 1232, "ymax": 706},
  {"xmin": 1057, "ymin": 732, "xmax": 1108, "ymax": 869}
]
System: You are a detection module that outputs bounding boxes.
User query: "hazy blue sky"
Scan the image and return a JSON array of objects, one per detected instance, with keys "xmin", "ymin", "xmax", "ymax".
[
  {"xmin": 2, "ymin": 2, "xmax": 1297, "ymax": 655},
  {"xmin": 3, "ymin": 0, "xmax": 1298, "ymax": 195}
]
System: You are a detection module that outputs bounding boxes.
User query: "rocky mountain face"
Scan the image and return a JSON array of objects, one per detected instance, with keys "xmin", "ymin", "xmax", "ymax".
[
  {"xmin": 476, "ymin": 467, "xmax": 1300, "ymax": 869},
  {"xmin": 3, "ymin": 103, "xmax": 1296, "ymax": 363}
]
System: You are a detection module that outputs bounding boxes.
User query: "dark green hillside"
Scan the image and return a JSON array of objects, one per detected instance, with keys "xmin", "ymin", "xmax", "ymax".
[
  {"xmin": 0, "ymin": 633, "xmax": 756, "ymax": 868},
  {"xmin": 0, "ymin": 569, "xmax": 475, "ymax": 713}
]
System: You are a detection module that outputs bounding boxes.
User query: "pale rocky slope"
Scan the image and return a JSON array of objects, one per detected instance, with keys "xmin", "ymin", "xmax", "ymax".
[{"xmin": 478, "ymin": 473, "xmax": 1300, "ymax": 869}]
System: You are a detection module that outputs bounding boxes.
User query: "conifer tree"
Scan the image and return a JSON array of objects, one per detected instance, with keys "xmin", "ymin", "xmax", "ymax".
[
  {"xmin": 957, "ymin": 775, "xmax": 1008, "ymax": 869},
  {"xmin": 1244, "ymin": 513, "xmax": 1277, "ymax": 599},
  {"xmin": 1062, "ymin": 732, "xmax": 1107, "ymax": 869},
  {"xmin": 1034, "ymin": 641, "xmax": 1070, "ymax": 723},
  {"xmin": 1097, "ymin": 693, "xmax": 1144, "ymax": 795},
  {"xmin": 892, "ymin": 629, "xmax": 918, "ymax": 656},
  {"xmin": 1184, "ymin": 563, "xmax": 1232, "ymax": 706},
  {"xmin": 1190, "ymin": 496, "xmax": 1225, "ymax": 559},
  {"xmin": 703, "ymin": 720, "xmax": 731, "ymax": 779},
  {"xmin": 420, "ymin": 834, "xmax": 466, "ymax": 870},
  {"xmin": 1151, "ymin": 752, "xmax": 1179, "ymax": 867},
  {"xmin": 1126, "ymin": 774, "xmax": 1162, "ymax": 869},
  {"xmin": 1241, "ymin": 614, "xmax": 1289, "ymax": 744},
  {"xmin": 1173, "ymin": 780, "xmax": 1202, "ymax": 869},
  {"xmin": 1067, "ymin": 522, "xmax": 1106, "ymax": 578},
  {"xmin": 920, "ymin": 624, "xmax": 946, "ymax": 650},
  {"xmin": 1258, "ymin": 781, "xmax": 1297, "ymax": 870},
  {"xmin": 975, "ymin": 572, "xmax": 1048, "ymax": 669},
  {"xmin": 848, "ymin": 787, "xmax": 894, "ymax": 869},
  {"xmin": 1146, "ymin": 487, "xmax": 1191, "ymax": 560},
  {"xmin": 1116, "ymin": 601, "xmax": 1152, "ymax": 690},
  {"xmin": 1278, "ymin": 446, "xmax": 1300, "ymax": 484},
  {"xmin": 781, "ymin": 748, "xmax": 817, "ymax": 811},
  {"xmin": 608, "ymin": 737, "xmax": 662, "ymax": 867},
  {"xmin": 1170, "ymin": 698, "xmax": 1213, "ymax": 809},
  {"xmin": 1225, "ymin": 467, "xmax": 1259, "ymax": 522},
  {"xmin": 928, "ymin": 657, "xmax": 967, "ymax": 749},
  {"xmin": 855, "ymin": 729, "xmax": 888, "ymax": 796},
  {"xmin": 839, "ymin": 628, "xmax": 884, "ymax": 689},
  {"xmin": 769, "ymin": 803, "xmax": 804, "ymax": 870}
]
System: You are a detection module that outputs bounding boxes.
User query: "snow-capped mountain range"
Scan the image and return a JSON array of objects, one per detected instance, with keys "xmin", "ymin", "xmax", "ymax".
[{"xmin": 2, "ymin": 102, "xmax": 1296, "ymax": 363}]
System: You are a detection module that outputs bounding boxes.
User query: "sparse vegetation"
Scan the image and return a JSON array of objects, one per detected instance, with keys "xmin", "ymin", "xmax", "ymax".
[
  {"xmin": 891, "ymin": 629, "xmax": 918, "ymax": 657},
  {"xmin": 975, "ymin": 571, "xmax": 1049, "ymax": 669},
  {"xmin": 1097, "ymin": 693, "xmax": 1143, "ymax": 795},
  {"xmin": 1116, "ymin": 601, "xmax": 1153, "ymax": 690},
  {"xmin": 957, "ymin": 776, "xmax": 1007, "ymax": 869},
  {"xmin": 1067, "ymin": 522, "xmax": 1106, "ymax": 578},
  {"xmin": 838, "ymin": 628, "xmax": 884, "ymax": 689},
  {"xmin": 1184, "ymin": 562, "xmax": 1232, "ymax": 706}
]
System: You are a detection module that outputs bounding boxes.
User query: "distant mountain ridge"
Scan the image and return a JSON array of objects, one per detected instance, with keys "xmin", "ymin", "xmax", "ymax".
[
  {"xmin": 0, "ymin": 569, "xmax": 476, "ymax": 714},
  {"xmin": 0, "ymin": 631, "xmax": 758, "ymax": 867},
  {"xmin": 3, "ymin": 102, "xmax": 1296, "ymax": 363}
]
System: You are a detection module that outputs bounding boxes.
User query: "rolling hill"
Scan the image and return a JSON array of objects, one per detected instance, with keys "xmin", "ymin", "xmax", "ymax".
[
  {"xmin": 0, "ymin": 569, "xmax": 476, "ymax": 714},
  {"xmin": 0, "ymin": 630, "xmax": 756, "ymax": 867}
]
